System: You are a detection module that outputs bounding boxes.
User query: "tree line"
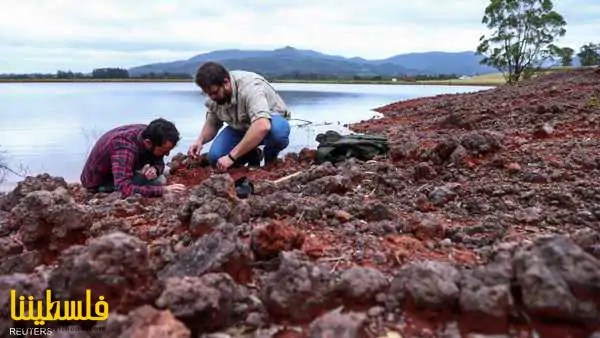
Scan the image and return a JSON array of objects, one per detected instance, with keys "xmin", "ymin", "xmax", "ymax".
[
  {"xmin": 0, "ymin": 68, "xmax": 192, "ymax": 80},
  {"xmin": 477, "ymin": 0, "xmax": 599, "ymax": 84}
]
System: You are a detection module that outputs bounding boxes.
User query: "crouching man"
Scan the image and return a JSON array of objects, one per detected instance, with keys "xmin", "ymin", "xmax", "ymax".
[
  {"xmin": 80, "ymin": 118, "xmax": 186, "ymax": 198},
  {"xmin": 187, "ymin": 61, "xmax": 291, "ymax": 171}
]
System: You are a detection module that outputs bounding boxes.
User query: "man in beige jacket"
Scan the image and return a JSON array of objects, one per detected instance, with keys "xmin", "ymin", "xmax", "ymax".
[{"xmin": 187, "ymin": 61, "xmax": 291, "ymax": 171}]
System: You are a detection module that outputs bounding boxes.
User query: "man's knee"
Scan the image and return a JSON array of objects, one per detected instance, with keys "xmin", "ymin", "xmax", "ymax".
[
  {"xmin": 207, "ymin": 149, "xmax": 219, "ymax": 164},
  {"xmin": 268, "ymin": 115, "xmax": 291, "ymax": 148},
  {"xmin": 208, "ymin": 145, "xmax": 228, "ymax": 164}
]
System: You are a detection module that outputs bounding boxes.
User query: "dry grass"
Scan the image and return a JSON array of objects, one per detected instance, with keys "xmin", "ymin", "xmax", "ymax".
[{"xmin": 418, "ymin": 73, "xmax": 506, "ymax": 86}]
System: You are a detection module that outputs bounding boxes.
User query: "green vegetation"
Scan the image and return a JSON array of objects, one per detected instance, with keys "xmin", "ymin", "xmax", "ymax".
[
  {"xmin": 418, "ymin": 73, "xmax": 507, "ymax": 86},
  {"xmin": 476, "ymin": 0, "xmax": 567, "ymax": 84},
  {"xmin": 577, "ymin": 43, "xmax": 600, "ymax": 66},
  {"xmin": 0, "ymin": 68, "xmax": 193, "ymax": 82},
  {"xmin": 549, "ymin": 45, "xmax": 574, "ymax": 66}
]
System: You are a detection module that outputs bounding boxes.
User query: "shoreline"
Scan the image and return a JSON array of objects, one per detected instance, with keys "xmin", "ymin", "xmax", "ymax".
[
  {"xmin": 0, "ymin": 78, "xmax": 501, "ymax": 87},
  {"xmin": 0, "ymin": 87, "xmax": 488, "ymax": 193}
]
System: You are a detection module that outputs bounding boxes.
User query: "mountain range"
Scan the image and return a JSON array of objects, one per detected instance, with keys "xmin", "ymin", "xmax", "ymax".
[{"xmin": 128, "ymin": 46, "xmax": 498, "ymax": 78}]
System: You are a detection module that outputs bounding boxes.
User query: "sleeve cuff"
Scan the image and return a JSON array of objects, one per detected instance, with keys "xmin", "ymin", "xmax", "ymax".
[{"xmin": 250, "ymin": 111, "xmax": 272, "ymax": 123}]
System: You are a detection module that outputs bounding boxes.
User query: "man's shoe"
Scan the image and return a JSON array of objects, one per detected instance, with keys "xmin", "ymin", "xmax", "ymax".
[{"xmin": 247, "ymin": 148, "xmax": 264, "ymax": 168}]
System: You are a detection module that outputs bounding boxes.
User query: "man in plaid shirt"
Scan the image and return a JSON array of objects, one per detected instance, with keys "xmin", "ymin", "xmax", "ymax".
[{"xmin": 80, "ymin": 118, "xmax": 186, "ymax": 198}]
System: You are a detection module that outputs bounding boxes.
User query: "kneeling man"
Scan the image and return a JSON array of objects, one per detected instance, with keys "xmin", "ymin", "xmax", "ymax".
[
  {"xmin": 81, "ymin": 118, "xmax": 186, "ymax": 197},
  {"xmin": 187, "ymin": 61, "xmax": 291, "ymax": 171}
]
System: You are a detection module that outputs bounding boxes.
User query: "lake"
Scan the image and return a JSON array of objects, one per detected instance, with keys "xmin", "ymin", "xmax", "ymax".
[{"xmin": 0, "ymin": 82, "xmax": 492, "ymax": 191}]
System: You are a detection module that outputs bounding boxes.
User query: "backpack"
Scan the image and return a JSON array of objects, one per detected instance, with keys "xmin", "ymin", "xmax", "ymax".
[{"xmin": 314, "ymin": 130, "xmax": 389, "ymax": 164}]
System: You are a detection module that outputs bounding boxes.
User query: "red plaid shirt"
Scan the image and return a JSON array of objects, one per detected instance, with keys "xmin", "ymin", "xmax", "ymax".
[{"xmin": 80, "ymin": 124, "xmax": 165, "ymax": 197}]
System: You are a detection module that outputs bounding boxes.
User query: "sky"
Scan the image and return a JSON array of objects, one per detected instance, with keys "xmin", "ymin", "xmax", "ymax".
[{"xmin": 0, "ymin": 0, "xmax": 598, "ymax": 73}]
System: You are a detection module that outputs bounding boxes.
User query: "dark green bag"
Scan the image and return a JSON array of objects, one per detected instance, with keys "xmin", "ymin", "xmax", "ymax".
[{"xmin": 314, "ymin": 130, "xmax": 389, "ymax": 164}]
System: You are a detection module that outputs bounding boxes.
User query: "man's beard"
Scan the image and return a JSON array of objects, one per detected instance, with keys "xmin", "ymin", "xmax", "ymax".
[{"xmin": 215, "ymin": 92, "xmax": 231, "ymax": 105}]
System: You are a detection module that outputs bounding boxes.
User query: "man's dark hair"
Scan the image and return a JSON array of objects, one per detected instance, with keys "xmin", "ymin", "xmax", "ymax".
[
  {"xmin": 142, "ymin": 118, "xmax": 180, "ymax": 146},
  {"xmin": 194, "ymin": 61, "xmax": 229, "ymax": 88}
]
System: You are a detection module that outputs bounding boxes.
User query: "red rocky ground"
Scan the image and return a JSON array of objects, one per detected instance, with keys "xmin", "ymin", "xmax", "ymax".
[{"xmin": 0, "ymin": 68, "xmax": 599, "ymax": 338}]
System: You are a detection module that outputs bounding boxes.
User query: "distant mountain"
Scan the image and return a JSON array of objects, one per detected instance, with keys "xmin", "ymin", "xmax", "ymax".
[
  {"xmin": 128, "ymin": 46, "xmax": 498, "ymax": 78},
  {"xmin": 373, "ymin": 51, "xmax": 496, "ymax": 76}
]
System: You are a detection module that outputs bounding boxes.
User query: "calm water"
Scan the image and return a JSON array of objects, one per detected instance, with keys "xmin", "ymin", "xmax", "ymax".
[{"xmin": 0, "ymin": 82, "xmax": 491, "ymax": 191}]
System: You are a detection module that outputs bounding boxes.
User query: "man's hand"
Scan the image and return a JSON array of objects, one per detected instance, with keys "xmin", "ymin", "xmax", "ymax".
[
  {"xmin": 141, "ymin": 164, "xmax": 158, "ymax": 180},
  {"xmin": 216, "ymin": 154, "xmax": 235, "ymax": 172},
  {"xmin": 187, "ymin": 140, "xmax": 203, "ymax": 159},
  {"xmin": 165, "ymin": 183, "xmax": 186, "ymax": 194}
]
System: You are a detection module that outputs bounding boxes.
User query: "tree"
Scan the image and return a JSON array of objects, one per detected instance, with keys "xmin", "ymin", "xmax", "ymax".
[
  {"xmin": 577, "ymin": 43, "xmax": 600, "ymax": 66},
  {"xmin": 92, "ymin": 68, "xmax": 129, "ymax": 79},
  {"xmin": 476, "ymin": 0, "xmax": 567, "ymax": 84},
  {"xmin": 549, "ymin": 45, "xmax": 574, "ymax": 66}
]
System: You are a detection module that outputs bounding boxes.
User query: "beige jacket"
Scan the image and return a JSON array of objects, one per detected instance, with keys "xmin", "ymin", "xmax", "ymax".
[{"xmin": 204, "ymin": 70, "xmax": 290, "ymax": 131}]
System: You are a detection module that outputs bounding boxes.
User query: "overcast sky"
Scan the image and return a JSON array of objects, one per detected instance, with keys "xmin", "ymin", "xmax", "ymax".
[{"xmin": 0, "ymin": 0, "xmax": 598, "ymax": 73}]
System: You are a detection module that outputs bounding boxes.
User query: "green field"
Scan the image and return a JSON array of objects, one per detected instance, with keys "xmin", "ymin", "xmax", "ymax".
[{"xmin": 418, "ymin": 73, "xmax": 506, "ymax": 86}]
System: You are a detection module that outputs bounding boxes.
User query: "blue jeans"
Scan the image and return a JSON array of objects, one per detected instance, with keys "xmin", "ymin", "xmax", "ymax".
[{"xmin": 208, "ymin": 115, "xmax": 291, "ymax": 166}]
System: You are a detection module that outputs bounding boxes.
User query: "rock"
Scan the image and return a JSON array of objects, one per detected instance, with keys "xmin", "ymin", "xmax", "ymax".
[
  {"xmin": 304, "ymin": 175, "xmax": 352, "ymax": 196},
  {"xmin": 92, "ymin": 305, "xmax": 190, "ymax": 338},
  {"xmin": 367, "ymin": 306, "xmax": 384, "ymax": 317},
  {"xmin": 428, "ymin": 185, "xmax": 458, "ymax": 206},
  {"xmin": 405, "ymin": 213, "xmax": 445, "ymax": 240},
  {"xmin": 159, "ymin": 226, "xmax": 253, "ymax": 284},
  {"xmin": 110, "ymin": 197, "xmax": 147, "ymax": 217},
  {"xmin": 505, "ymin": 162, "xmax": 521, "ymax": 174},
  {"xmin": 0, "ymin": 174, "xmax": 68, "ymax": 211},
  {"xmin": 533, "ymin": 123, "xmax": 554, "ymax": 138},
  {"xmin": 0, "ymin": 237, "xmax": 23, "ymax": 259},
  {"xmin": 250, "ymin": 220, "xmax": 305, "ymax": 260},
  {"xmin": 514, "ymin": 207, "xmax": 543, "ymax": 223},
  {"xmin": 521, "ymin": 171, "xmax": 549, "ymax": 183},
  {"xmin": 48, "ymin": 232, "xmax": 160, "ymax": 313},
  {"xmin": 335, "ymin": 267, "xmax": 389, "ymax": 304},
  {"xmin": 333, "ymin": 210, "xmax": 354, "ymax": 223},
  {"xmin": 450, "ymin": 145, "xmax": 468, "ymax": 167},
  {"xmin": 190, "ymin": 212, "xmax": 226, "ymax": 236},
  {"xmin": 179, "ymin": 175, "xmax": 251, "ymax": 227},
  {"xmin": 12, "ymin": 187, "xmax": 91, "ymax": 254},
  {"xmin": 307, "ymin": 310, "xmax": 367, "ymax": 338},
  {"xmin": 0, "ymin": 251, "xmax": 41, "ymax": 275},
  {"xmin": 260, "ymin": 251, "xmax": 338, "ymax": 323},
  {"xmin": 460, "ymin": 130, "xmax": 502, "ymax": 155},
  {"xmin": 156, "ymin": 274, "xmax": 254, "ymax": 334},
  {"xmin": 389, "ymin": 260, "xmax": 461, "ymax": 310},
  {"xmin": 571, "ymin": 229, "xmax": 600, "ymax": 259},
  {"xmin": 459, "ymin": 248, "xmax": 515, "ymax": 334},
  {"xmin": 358, "ymin": 202, "xmax": 395, "ymax": 222},
  {"xmin": 388, "ymin": 138, "xmax": 419, "ymax": 161},
  {"xmin": 89, "ymin": 218, "xmax": 133, "ymax": 238},
  {"xmin": 513, "ymin": 236, "xmax": 600, "ymax": 324},
  {"xmin": 434, "ymin": 139, "xmax": 459, "ymax": 161},
  {"xmin": 0, "ymin": 210, "xmax": 12, "ymax": 236},
  {"xmin": 295, "ymin": 163, "xmax": 339, "ymax": 185},
  {"xmin": 414, "ymin": 162, "xmax": 438, "ymax": 181},
  {"xmin": 148, "ymin": 238, "xmax": 178, "ymax": 271}
]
